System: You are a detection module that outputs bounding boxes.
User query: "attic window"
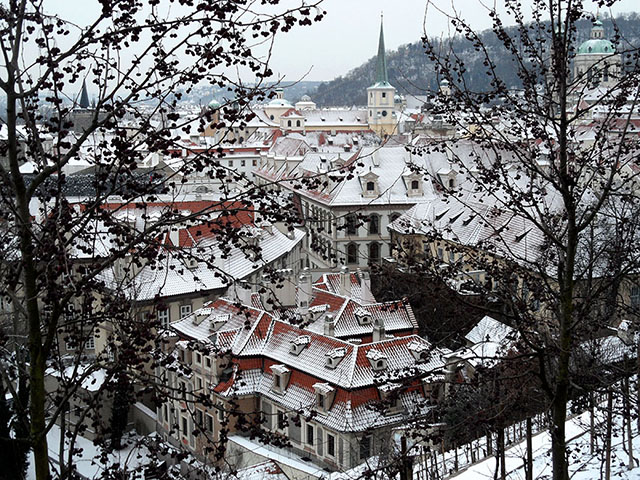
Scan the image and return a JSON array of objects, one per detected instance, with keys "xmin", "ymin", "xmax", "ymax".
[
  {"xmin": 354, "ymin": 307, "xmax": 372, "ymax": 326},
  {"xmin": 187, "ymin": 258, "xmax": 198, "ymax": 270},
  {"xmin": 313, "ymin": 382, "xmax": 335, "ymax": 413},
  {"xmin": 435, "ymin": 209, "xmax": 449, "ymax": 221},
  {"xmin": 290, "ymin": 335, "xmax": 311, "ymax": 356},
  {"xmin": 366, "ymin": 181, "xmax": 375, "ymax": 191},
  {"xmin": 270, "ymin": 364, "xmax": 291, "ymax": 393},
  {"xmin": 407, "ymin": 339, "xmax": 431, "ymax": 363},
  {"xmin": 325, "ymin": 347, "xmax": 347, "ymax": 369},
  {"xmin": 366, "ymin": 349, "xmax": 387, "ymax": 371},
  {"xmin": 210, "ymin": 313, "xmax": 230, "ymax": 332},
  {"xmin": 411, "ymin": 180, "xmax": 419, "ymax": 190},
  {"xmin": 514, "ymin": 228, "xmax": 532, "ymax": 243}
]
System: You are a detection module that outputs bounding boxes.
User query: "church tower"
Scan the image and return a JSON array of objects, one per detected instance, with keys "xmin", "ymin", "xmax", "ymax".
[{"xmin": 367, "ymin": 15, "xmax": 397, "ymax": 138}]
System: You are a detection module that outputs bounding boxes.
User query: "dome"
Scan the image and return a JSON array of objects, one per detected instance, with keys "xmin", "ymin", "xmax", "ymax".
[
  {"xmin": 300, "ymin": 94, "xmax": 311, "ymax": 102},
  {"xmin": 208, "ymin": 98, "xmax": 221, "ymax": 109},
  {"xmin": 577, "ymin": 38, "xmax": 615, "ymax": 54},
  {"xmin": 268, "ymin": 98, "xmax": 292, "ymax": 108}
]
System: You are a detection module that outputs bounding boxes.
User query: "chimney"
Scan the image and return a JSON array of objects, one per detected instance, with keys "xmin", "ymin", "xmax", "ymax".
[
  {"xmin": 324, "ymin": 313, "xmax": 335, "ymax": 337},
  {"xmin": 236, "ymin": 280, "xmax": 252, "ymax": 306},
  {"xmin": 372, "ymin": 316, "xmax": 386, "ymax": 343},
  {"xmin": 276, "ymin": 269, "xmax": 296, "ymax": 307},
  {"xmin": 169, "ymin": 227, "xmax": 180, "ymax": 247},
  {"xmin": 297, "ymin": 267, "xmax": 313, "ymax": 316},
  {"xmin": 356, "ymin": 268, "xmax": 372, "ymax": 302},
  {"xmin": 339, "ymin": 266, "xmax": 351, "ymax": 297},
  {"xmin": 260, "ymin": 274, "xmax": 274, "ymax": 311}
]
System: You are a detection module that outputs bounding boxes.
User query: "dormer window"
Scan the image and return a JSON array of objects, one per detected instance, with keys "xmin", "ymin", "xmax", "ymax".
[
  {"xmin": 355, "ymin": 307, "xmax": 372, "ymax": 326},
  {"xmin": 379, "ymin": 382, "xmax": 402, "ymax": 414},
  {"xmin": 290, "ymin": 335, "xmax": 311, "ymax": 356},
  {"xmin": 411, "ymin": 180, "xmax": 419, "ymax": 190},
  {"xmin": 209, "ymin": 313, "xmax": 229, "ymax": 332},
  {"xmin": 325, "ymin": 347, "xmax": 347, "ymax": 369},
  {"xmin": 360, "ymin": 171, "xmax": 379, "ymax": 198},
  {"xmin": 313, "ymin": 382, "xmax": 335, "ymax": 414},
  {"xmin": 270, "ymin": 364, "xmax": 291, "ymax": 393},
  {"xmin": 407, "ymin": 339, "xmax": 431, "ymax": 363},
  {"xmin": 366, "ymin": 349, "xmax": 388, "ymax": 371}
]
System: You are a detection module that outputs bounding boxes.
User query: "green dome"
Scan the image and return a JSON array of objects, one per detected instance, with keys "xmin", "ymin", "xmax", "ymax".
[
  {"xmin": 268, "ymin": 98, "xmax": 292, "ymax": 107},
  {"xmin": 208, "ymin": 98, "xmax": 221, "ymax": 109},
  {"xmin": 577, "ymin": 38, "xmax": 615, "ymax": 55}
]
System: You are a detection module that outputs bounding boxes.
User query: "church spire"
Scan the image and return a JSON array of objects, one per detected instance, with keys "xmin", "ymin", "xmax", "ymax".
[
  {"xmin": 79, "ymin": 79, "xmax": 90, "ymax": 109},
  {"xmin": 375, "ymin": 13, "xmax": 389, "ymax": 85}
]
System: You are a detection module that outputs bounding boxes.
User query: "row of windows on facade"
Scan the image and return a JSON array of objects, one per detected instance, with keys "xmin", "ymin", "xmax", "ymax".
[
  {"xmin": 345, "ymin": 213, "xmax": 400, "ymax": 236},
  {"xmin": 226, "ymin": 158, "xmax": 258, "ymax": 168},
  {"xmin": 268, "ymin": 403, "xmax": 371, "ymax": 463}
]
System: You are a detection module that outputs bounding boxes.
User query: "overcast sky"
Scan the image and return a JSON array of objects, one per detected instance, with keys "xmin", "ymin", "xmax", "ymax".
[
  {"xmin": 45, "ymin": 0, "xmax": 640, "ymax": 88},
  {"xmin": 268, "ymin": 0, "xmax": 640, "ymax": 82}
]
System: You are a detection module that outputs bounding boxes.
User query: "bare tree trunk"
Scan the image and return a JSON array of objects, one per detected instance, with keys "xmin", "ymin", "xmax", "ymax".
[
  {"xmin": 526, "ymin": 417, "xmax": 533, "ymax": 480},
  {"xmin": 590, "ymin": 392, "xmax": 596, "ymax": 455},
  {"xmin": 624, "ymin": 378, "xmax": 635, "ymax": 469},
  {"xmin": 605, "ymin": 390, "xmax": 613, "ymax": 480},
  {"xmin": 497, "ymin": 428, "xmax": 506, "ymax": 480}
]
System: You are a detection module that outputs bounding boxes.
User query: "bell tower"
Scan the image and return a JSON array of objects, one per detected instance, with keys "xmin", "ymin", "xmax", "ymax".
[{"xmin": 367, "ymin": 14, "xmax": 397, "ymax": 138}]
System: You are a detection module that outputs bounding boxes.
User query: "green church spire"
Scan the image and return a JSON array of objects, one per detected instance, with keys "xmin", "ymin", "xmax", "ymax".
[
  {"xmin": 79, "ymin": 79, "xmax": 90, "ymax": 109},
  {"xmin": 375, "ymin": 14, "xmax": 389, "ymax": 85}
]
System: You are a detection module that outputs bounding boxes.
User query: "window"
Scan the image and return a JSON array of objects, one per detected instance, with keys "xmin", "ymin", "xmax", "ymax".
[
  {"xmin": 241, "ymin": 159, "xmax": 246, "ymax": 167},
  {"xmin": 306, "ymin": 424, "xmax": 314, "ymax": 446},
  {"xmin": 252, "ymin": 159, "xmax": 257, "ymax": 166},
  {"xmin": 196, "ymin": 376, "xmax": 203, "ymax": 391},
  {"xmin": 296, "ymin": 120, "xmax": 301, "ymax": 127},
  {"xmin": 369, "ymin": 110, "xmax": 372, "ymax": 117},
  {"xmin": 196, "ymin": 409, "xmax": 203, "ymax": 427},
  {"xmin": 270, "ymin": 114, "xmax": 274, "ymax": 120},
  {"xmin": 366, "ymin": 181, "xmax": 375, "ymax": 191},
  {"xmin": 448, "ymin": 178, "xmax": 455, "ymax": 189},
  {"xmin": 205, "ymin": 414, "xmax": 213, "ymax": 432},
  {"xmin": 181, "ymin": 417, "xmax": 188, "ymax": 438},
  {"xmin": 84, "ymin": 335, "xmax": 95, "ymax": 350},
  {"xmin": 382, "ymin": 92, "xmax": 386, "ymax": 98},
  {"xmin": 411, "ymin": 179, "xmax": 419, "ymax": 190},
  {"xmin": 180, "ymin": 304, "xmax": 192, "ymax": 318},
  {"xmin": 157, "ymin": 309, "xmax": 170, "ymax": 328},
  {"xmin": 437, "ymin": 247, "xmax": 444, "ymax": 260},
  {"xmin": 368, "ymin": 243, "xmax": 380, "ymax": 264},
  {"xmin": 360, "ymin": 435, "xmax": 371, "ymax": 459},
  {"xmin": 317, "ymin": 393, "xmax": 325, "ymax": 410},
  {"xmin": 382, "ymin": 110, "xmax": 387, "ymax": 117},
  {"xmin": 179, "ymin": 381, "xmax": 187, "ymax": 398},
  {"xmin": 347, "ymin": 243, "xmax": 358, "ymax": 265},
  {"xmin": 327, "ymin": 433, "xmax": 336, "ymax": 457},
  {"xmin": 277, "ymin": 409, "xmax": 286, "ymax": 431},
  {"xmin": 287, "ymin": 120, "xmax": 292, "ymax": 127},
  {"xmin": 163, "ymin": 405, "xmax": 168, "ymax": 423},
  {"xmin": 216, "ymin": 402, "xmax": 225, "ymax": 422},
  {"xmin": 631, "ymin": 286, "xmax": 640, "ymax": 308},
  {"xmin": 195, "ymin": 352, "xmax": 202, "ymax": 365},
  {"xmin": 274, "ymin": 375, "xmax": 281, "ymax": 389},
  {"xmin": 346, "ymin": 215, "xmax": 358, "ymax": 235},
  {"xmin": 205, "ymin": 356, "xmax": 212, "ymax": 369},
  {"xmin": 228, "ymin": 159, "xmax": 234, "ymax": 167}
]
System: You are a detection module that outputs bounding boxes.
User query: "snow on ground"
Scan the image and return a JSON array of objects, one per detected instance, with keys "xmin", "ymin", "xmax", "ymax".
[
  {"xmin": 449, "ymin": 406, "xmax": 640, "ymax": 480},
  {"xmin": 26, "ymin": 425, "xmax": 152, "ymax": 479}
]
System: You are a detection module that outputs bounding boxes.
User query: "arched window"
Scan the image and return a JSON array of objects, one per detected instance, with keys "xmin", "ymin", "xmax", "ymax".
[
  {"xmin": 287, "ymin": 120, "xmax": 292, "ymax": 127},
  {"xmin": 346, "ymin": 214, "xmax": 358, "ymax": 236},
  {"xmin": 368, "ymin": 243, "xmax": 380, "ymax": 264},
  {"xmin": 369, "ymin": 214, "xmax": 380, "ymax": 235},
  {"xmin": 347, "ymin": 243, "xmax": 358, "ymax": 264},
  {"xmin": 296, "ymin": 120, "xmax": 301, "ymax": 127},
  {"xmin": 366, "ymin": 181, "xmax": 375, "ymax": 191},
  {"xmin": 448, "ymin": 178, "xmax": 455, "ymax": 189},
  {"xmin": 270, "ymin": 114, "xmax": 275, "ymax": 120},
  {"xmin": 411, "ymin": 179, "xmax": 419, "ymax": 190}
]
